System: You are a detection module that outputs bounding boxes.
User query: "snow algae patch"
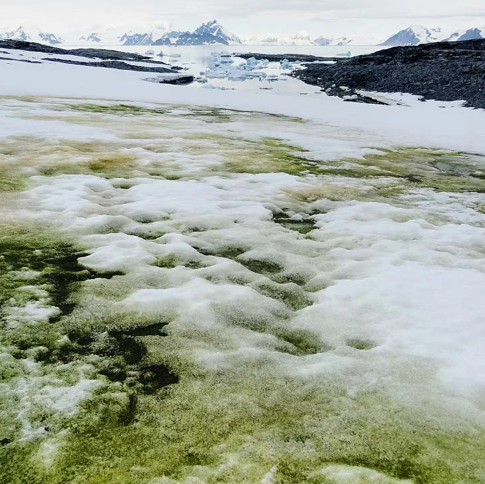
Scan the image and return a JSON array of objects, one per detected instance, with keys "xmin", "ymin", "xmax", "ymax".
[{"xmin": 1, "ymin": 97, "xmax": 485, "ymax": 484}]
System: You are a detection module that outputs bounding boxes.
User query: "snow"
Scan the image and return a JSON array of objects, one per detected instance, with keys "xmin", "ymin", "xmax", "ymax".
[
  {"xmin": 381, "ymin": 24, "xmax": 485, "ymax": 45},
  {"xmin": 1, "ymin": 54, "xmax": 484, "ymax": 155},
  {"xmin": 1, "ymin": 48, "xmax": 485, "ymax": 479},
  {"xmin": 5, "ymin": 93, "xmax": 482, "ymax": 397}
]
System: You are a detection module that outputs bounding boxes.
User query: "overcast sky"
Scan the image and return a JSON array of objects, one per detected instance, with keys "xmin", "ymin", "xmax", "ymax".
[{"xmin": 3, "ymin": 0, "xmax": 485, "ymax": 38}]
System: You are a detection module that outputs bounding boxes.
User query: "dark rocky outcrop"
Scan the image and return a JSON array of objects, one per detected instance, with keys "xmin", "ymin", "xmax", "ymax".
[
  {"xmin": 156, "ymin": 75, "xmax": 194, "ymax": 85},
  {"xmin": 237, "ymin": 53, "xmax": 341, "ymax": 62},
  {"xmin": 0, "ymin": 40, "xmax": 187, "ymax": 75},
  {"xmin": 292, "ymin": 39, "xmax": 485, "ymax": 109},
  {"xmin": 0, "ymin": 39, "xmax": 67, "ymax": 54},
  {"xmin": 43, "ymin": 58, "xmax": 178, "ymax": 74},
  {"xmin": 0, "ymin": 56, "xmax": 41, "ymax": 64},
  {"xmin": 0, "ymin": 40, "xmax": 166, "ymax": 62}
]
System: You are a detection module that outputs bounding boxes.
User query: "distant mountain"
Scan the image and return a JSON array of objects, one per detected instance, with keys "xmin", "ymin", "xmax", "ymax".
[
  {"xmin": 152, "ymin": 31, "xmax": 188, "ymax": 46},
  {"xmin": 380, "ymin": 26, "xmax": 443, "ymax": 46},
  {"xmin": 153, "ymin": 20, "xmax": 242, "ymax": 46},
  {"xmin": 448, "ymin": 27, "xmax": 484, "ymax": 42},
  {"xmin": 314, "ymin": 37, "xmax": 331, "ymax": 46},
  {"xmin": 76, "ymin": 23, "xmax": 171, "ymax": 46},
  {"xmin": 79, "ymin": 33, "xmax": 102, "ymax": 43},
  {"xmin": 119, "ymin": 33, "xmax": 152, "ymax": 46},
  {"xmin": 2, "ymin": 21, "xmax": 484, "ymax": 48},
  {"xmin": 381, "ymin": 25, "xmax": 485, "ymax": 46},
  {"xmin": 314, "ymin": 36, "xmax": 380, "ymax": 46},
  {"xmin": 329, "ymin": 37, "xmax": 365, "ymax": 46},
  {"xmin": 174, "ymin": 31, "xmax": 229, "ymax": 46},
  {"xmin": 194, "ymin": 20, "xmax": 241, "ymax": 44},
  {"xmin": 246, "ymin": 32, "xmax": 316, "ymax": 46},
  {"xmin": 247, "ymin": 32, "xmax": 379, "ymax": 46},
  {"xmin": 0, "ymin": 26, "xmax": 63, "ymax": 45},
  {"xmin": 38, "ymin": 33, "xmax": 63, "ymax": 45}
]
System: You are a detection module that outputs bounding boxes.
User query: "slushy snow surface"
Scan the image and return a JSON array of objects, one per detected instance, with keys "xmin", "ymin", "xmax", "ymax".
[{"xmin": 0, "ymin": 61, "xmax": 485, "ymax": 483}]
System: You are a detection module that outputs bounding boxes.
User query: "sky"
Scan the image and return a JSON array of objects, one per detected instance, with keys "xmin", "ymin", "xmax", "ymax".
[{"xmin": 2, "ymin": 0, "xmax": 485, "ymax": 38}]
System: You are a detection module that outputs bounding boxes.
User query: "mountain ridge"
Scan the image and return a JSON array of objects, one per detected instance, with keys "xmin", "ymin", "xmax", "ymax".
[
  {"xmin": 1, "ymin": 22, "xmax": 484, "ymax": 47},
  {"xmin": 380, "ymin": 25, "xmax": 485, "ymax": 46}
]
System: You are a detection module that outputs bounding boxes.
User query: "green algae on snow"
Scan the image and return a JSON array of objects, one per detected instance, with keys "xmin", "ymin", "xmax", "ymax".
[
  {"xmin": 3, "ymin": 228, "xmax": 484, "ymax": 483},
  {"xmin": 68, "ymin": 103, "xmax": 169, "ymax": 116},
  {"xmin": 3, "ymin": 230, "xmax": 480, "ymax": 484},
  {"xmin": 5, "ymin": 363, "xmax": 485, "ymax": 484},
  {"xmin": 324, "ymin": 148, "xmax": 485, "ymax": 194},
  {"xmin": 0, "ymin": 226, "xmax": 179, "ymax": 483},
  {"xmin": 2, "ymin": 98, "xmax": 485, "ymax": 484}
]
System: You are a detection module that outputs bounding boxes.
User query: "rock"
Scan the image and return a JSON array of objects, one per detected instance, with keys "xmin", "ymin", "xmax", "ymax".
[
  {"xmin": 156, "ymin": 75, "xmax": 194, "ymax": 85},
  {"xmin": 42, "ymin": 58, "xmax": 179, "ymax": 74},
  {"xmin": 0, "ymin": 40, "xmax": 186, "ymax": 75},
  {"xmin": 237, "ymin": 53, "xmax": 342, "ymax": 63},
  {"xmin": 0, "ymin": 39, "xmax": 170, "ymax": 64},
  {"xmin": 292, "ymin": 39, "xmax": 485, "ymax": 109},
  {"xmin": 0, "ymin": 39, "xmax": 66, "ymax": 54},
  {"xmin": 0, "ymin": 56, "xmax": 41, "ymax": 64}
]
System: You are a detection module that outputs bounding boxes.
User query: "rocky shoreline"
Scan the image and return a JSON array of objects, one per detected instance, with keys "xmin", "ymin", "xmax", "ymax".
[
  {"xmin": 290, "ymin": 39, "xmax": 485, "ymax": 108},
  {"xmin": 236, "ymin": 53, "xmax": 344, "ymax": 63},
  {"xmin": 0, "ymin": 40, "xmax": 192, "ymax": 80}
]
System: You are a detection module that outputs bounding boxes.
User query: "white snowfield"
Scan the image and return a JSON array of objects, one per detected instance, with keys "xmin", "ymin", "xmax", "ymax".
[
  {"xmin": 1, "ymin": 52, "xmax": 485, "ymax": 483},
  {"xmin": 1, "ymin": 53, "xmax": 484, "ymax": 155}
]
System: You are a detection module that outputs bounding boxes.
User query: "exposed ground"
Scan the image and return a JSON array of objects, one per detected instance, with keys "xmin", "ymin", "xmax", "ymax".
[
  {"xmin": 237, "ymin": 53, "xmax": 341, "ymax": 63},
  {"xmin": 291, "ymin": 39, "xmax": 485, "ymax": 108},
  {"xmin": 0, "ymin": 40, "xmax": 191, "ymax": 79}
]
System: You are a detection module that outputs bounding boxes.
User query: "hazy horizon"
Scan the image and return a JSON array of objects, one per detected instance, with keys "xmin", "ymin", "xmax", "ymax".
[{"xmin": 2, "ymin": 0, "xmax": 485, "ymax": 38}]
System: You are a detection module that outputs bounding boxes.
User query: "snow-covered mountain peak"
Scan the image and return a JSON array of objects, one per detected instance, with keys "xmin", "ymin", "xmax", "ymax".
[
  {"xmin": 292, "ymin": 31, "xmax": 312, "ymax": 41},
  {"xmin": 380, "ymin": 25, "xmax": 443, "ymax": 46},
  {"xmin": 2, "ymin": 21, "xmax": 484, "ymax": 48},
  {"xmin": 381, "ymin": 24, "xmax": 485, "ymax": 46},
  {"xmin": 0, "ymin": 25, "xmax": 63, "ymax": 45},
  {"xmin": 76, "ymin": 21, "xmax": 173, "ymax": 46},
  {"xmin": 194, "ymin": 19, "xmax": 242, "ymax": 44}
]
